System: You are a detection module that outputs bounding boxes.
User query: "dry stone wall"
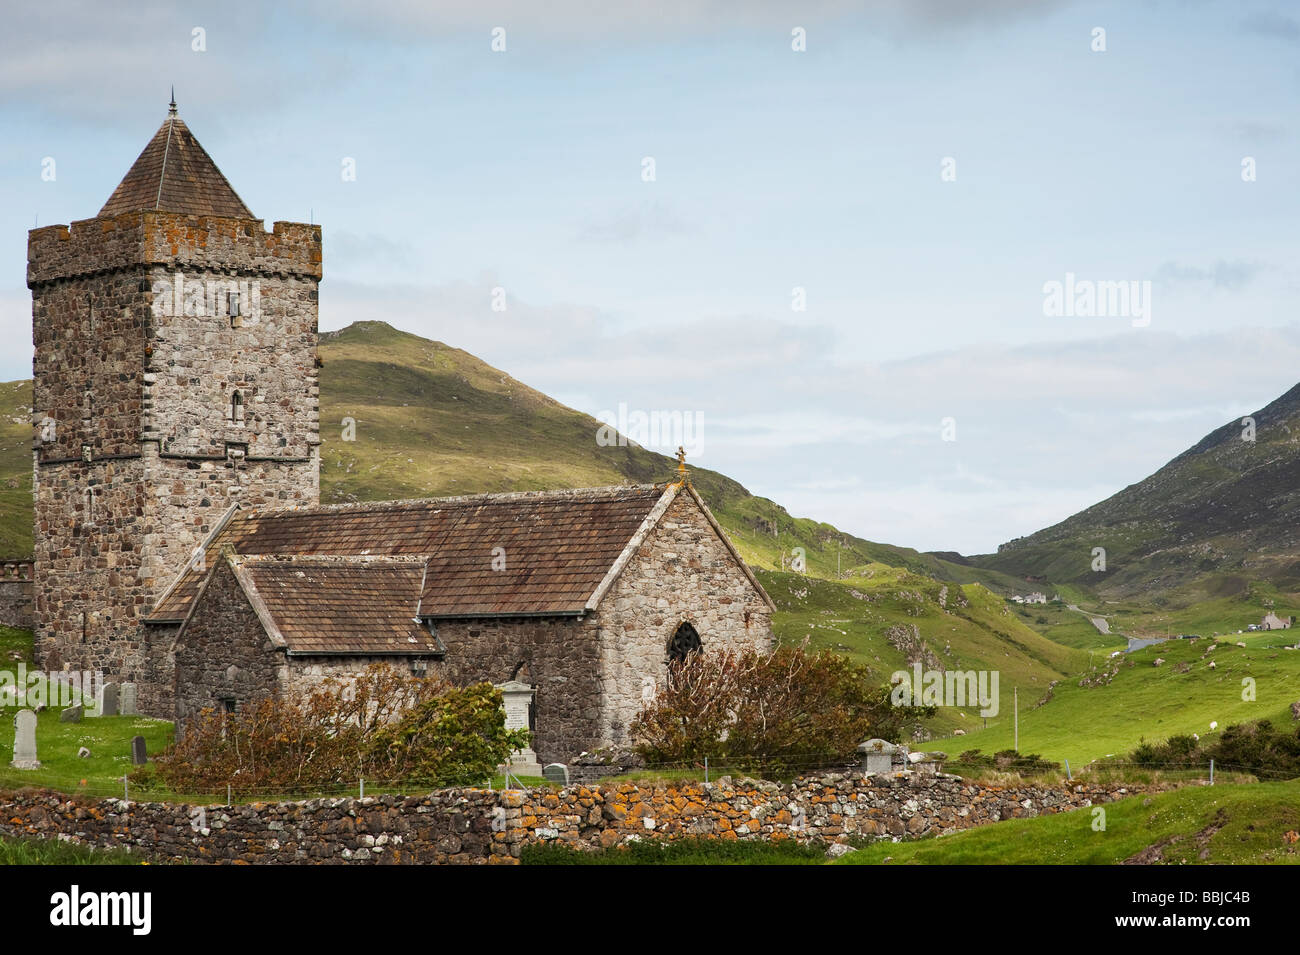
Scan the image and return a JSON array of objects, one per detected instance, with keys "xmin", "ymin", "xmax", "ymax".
[{"xmin": 0, "ymin": 772, "xmax": 1151, "ymax": 865}]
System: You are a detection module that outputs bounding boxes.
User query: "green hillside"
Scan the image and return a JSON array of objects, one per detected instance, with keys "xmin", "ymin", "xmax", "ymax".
[
  {"xmin": 926, "ymin": 631, "xmax": 1300, "ymax": 766},
  {"xmin": 837, "ymin": 780, "xmax": 1300, "ymax": 865},
  {"xmin": 0, "ymin": 380, "xmax": 31, "ymax": 558},
  {"xmin": 974, "ymin": 383, "xmax": 1300, "ymax": 609},
  {"xmin": 759, "ymin": 568, "xmax": 1089, "ymax": 737}
]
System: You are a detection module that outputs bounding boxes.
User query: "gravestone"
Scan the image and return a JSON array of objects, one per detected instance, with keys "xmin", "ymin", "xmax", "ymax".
[
  {"xmin": 10, "ymin": 708, "xmax": 40, "ymax": 769},
  {"xmin": 131, "ymin": 735, "xmax": 147, "ymax": 766},
  {"xmin": 59, "ymin": 705, "xmax": 82, "ymax": 723},
  {"xmin": 495, "ymin": 680, "xmax": 543, "ymax": 777},
  {"xmin": 857, "ymin": 738, "xmax": 897, "ymax": 775},
  {"xmin": 542, "ymin": 763, "xmax": 569, "ymax": 787},
  {"xmin": 99, "ymin": 682, "xmax": 119, "ymax": 717},
  {"xmin": 120, "ymin": 683, "xmax": 138, "ymax": 716}
]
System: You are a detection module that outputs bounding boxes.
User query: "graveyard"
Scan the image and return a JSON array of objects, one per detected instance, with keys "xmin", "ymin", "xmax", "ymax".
[{"xmin": 1, "ymin": 695, "xmax": 174, "ymax": 800}]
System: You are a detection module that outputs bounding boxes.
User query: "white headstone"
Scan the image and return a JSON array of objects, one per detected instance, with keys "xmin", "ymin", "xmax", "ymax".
[
  {"xmin": 11, "ymin": 709, "xmax": 40, "ymax": 769},
  {"xmin": 120, "ymin": 682, "xmax": 138, "ymax": 716},
  {"xmin": 495, "ymin": 680, "xmax": 542, "ymax": 777},
  {"xmin": 497, "ymin": 680, "xmax": 533, "ymax": 731}
]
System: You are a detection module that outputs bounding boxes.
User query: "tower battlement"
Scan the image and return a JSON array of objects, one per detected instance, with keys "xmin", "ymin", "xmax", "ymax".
[
  {"xmin": 28, "ymin": 213, "xmax": 322, "ymax": 288},
  {"xmin": 27, "ymin": 103, "xmax": 321, "ymax": 713}
]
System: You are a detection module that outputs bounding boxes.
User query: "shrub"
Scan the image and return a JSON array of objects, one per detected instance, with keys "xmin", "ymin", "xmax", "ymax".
[
  {"xmin": 1126, "ymin": 720, "xmax": 1300, "ymax": 778},
  {"xmin": 630, "ymin": 644, "xmax": 933, "ymax": 778},
  {"xmin": 148, "ymin": 665, "xmax": 527, "ymax": 792},
  {"xmin": 951, "ymin": 749, "xmax": 1059, "ymax": 775},
  {"xmin": 370, "ymin": 682, "xmax": 531, "ymax": 787}
]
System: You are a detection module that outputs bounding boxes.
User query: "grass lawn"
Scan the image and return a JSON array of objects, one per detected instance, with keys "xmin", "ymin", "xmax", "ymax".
[
  {"xmin": 0, "ymin": 707, "xmax": 176, "ymax": 801},
  {"xmin": 0, "ymin": 834, "xmax": 144, "ymax": 865},
  {"xmin": 837, "ymin": 779, "xmax": 1300, "ymax": 864},
  {"xmin": 928, "ymin": 632, "xmax": 1300, "ymax": 767}
]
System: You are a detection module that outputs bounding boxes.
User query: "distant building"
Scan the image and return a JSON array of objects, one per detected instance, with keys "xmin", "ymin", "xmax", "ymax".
[
  {"xmin": 1261, "ymin": 613, "xmax": 1293, "ymax": 631},
  {"xmin": 1024, "ymin": 592, "xmax": 1048, "ymax": 605},
  {"xmin": 1010, "ymin": 595, "xmax": 1026, "ymax": 604}
]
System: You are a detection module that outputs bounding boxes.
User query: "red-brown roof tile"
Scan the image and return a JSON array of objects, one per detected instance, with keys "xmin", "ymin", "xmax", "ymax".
[
  {"xmin": 234, "ymin": 556, "xmax": 437, "ymax": 655},
  {"xmin": 99, "ymin": 111, "xmax": 253, "ymax": 220},
  {"xmin": 151, "ymin": 484, "xmax": 668, "ymax": 624}
]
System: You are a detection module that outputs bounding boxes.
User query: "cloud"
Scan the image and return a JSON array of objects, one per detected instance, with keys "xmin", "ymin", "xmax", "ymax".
[
  {"xmin": 1230, "ymin": 120, "xmax": 1288, "ymax": 144},
  {"xmin": 1153, "ymin": 260, "xmax": 1264, "ymax": 291},
  {"xmin": 575, "ymin": 201, "xmax": 696, "ymax": 244},
  {"xmin": 0, "ymin": 0, "xmax": 1073, "ymax": 118},
  {"xmin": 329, "ymin": 232, "xmax": 416, "ymax": 271},
  {"xmin": 1240, "ymin": 11, "xmax": 1300, "ymax": 43}
]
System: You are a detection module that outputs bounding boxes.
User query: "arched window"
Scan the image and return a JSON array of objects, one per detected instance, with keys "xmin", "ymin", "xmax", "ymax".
[
  {"xmin": 667, "ymin": 621, "xmax": 703, "ymax": 663},
  {"xmin": 229, "ymin": 390, "xmax": 244, "ymax": 425}
]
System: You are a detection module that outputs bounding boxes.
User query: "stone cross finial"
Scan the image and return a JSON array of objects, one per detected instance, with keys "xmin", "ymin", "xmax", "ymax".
[{"xmin": 675, "ymin": 446, "xmax": 687, "ymax": 481}]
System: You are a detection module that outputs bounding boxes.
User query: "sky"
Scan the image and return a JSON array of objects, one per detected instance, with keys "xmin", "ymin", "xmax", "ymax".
[{"xmin": 2, "ymin": 0, "xmax": 1297, "ymax": 554}]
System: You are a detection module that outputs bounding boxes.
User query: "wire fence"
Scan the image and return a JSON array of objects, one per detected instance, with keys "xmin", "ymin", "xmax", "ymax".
[
  {"xmin": 0, "ymin": 753, "xmax": 865, "ymax": 805},
  {"xmin": 1, "ymin": 751, "xmax": 1296, "ymax": 806}
]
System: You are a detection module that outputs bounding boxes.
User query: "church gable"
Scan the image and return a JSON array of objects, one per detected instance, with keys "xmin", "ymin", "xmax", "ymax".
[{"xmin": 590, "ymin": 485, "xmax": 776, "ymax": 747}]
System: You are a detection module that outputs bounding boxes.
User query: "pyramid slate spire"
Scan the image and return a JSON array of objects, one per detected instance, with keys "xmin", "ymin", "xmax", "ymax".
[{"xmin": 98, "ymin": 98, "xmax": 253, "ymax": 219}]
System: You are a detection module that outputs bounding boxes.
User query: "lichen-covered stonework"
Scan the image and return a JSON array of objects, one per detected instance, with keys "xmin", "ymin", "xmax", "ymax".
[{"xmin": 0, "ymin": 773, "xmax": 1158, "ymax": 865}]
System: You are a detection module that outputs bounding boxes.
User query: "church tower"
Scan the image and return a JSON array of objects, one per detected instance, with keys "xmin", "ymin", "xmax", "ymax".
[{"xmin": 27, "ymin": 99, "xmax": 322, "ymax": 713}]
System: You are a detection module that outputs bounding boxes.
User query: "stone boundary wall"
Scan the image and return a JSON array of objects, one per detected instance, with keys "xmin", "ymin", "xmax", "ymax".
[{"xmin": 0, "ymin": 773, "xmax": 1152, "ymax": 864}]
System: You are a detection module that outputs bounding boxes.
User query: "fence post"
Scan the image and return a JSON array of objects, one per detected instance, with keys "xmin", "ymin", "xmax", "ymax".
[
  {"xmin": 705, "ymin": 757, "xmax": 709, "ymax": 784},
  {"xmin": 1064, "ymin": 758, "xmax": 1071, "ymax": 781},
  {"xmin": 1209, "ymin": 759, "xmax": 1214, "ymax": 786},
  {"xmin": 359, "ymin": 777, "xmax": 365, "ymax": 798},
  {"xmin": 123, "ymin": 776, "xmax": 128, "ymax": 804},
  {"xmin": 227, "ymin": 783, "xmax": 232, "ymax": 807}
]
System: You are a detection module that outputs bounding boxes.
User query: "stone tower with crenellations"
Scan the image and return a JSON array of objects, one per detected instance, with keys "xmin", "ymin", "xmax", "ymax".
[{"xmin": 26, "ymin": 98, "xmax": 322, "ymax": 714}]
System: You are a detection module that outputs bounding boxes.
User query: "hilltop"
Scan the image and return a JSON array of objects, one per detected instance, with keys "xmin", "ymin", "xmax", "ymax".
[
  {"xmin": 974, "ymin": 384, "xmax": 1300, "ymax": 608},
  {"xmin": 313, "ymin": 322, "xmax": 1022, "ymax": 590}
]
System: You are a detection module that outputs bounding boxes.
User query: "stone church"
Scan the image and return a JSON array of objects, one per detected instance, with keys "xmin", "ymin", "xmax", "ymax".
[{"xmin": 27, "ymin": 101, "xmax": 774, "ymax": 762}]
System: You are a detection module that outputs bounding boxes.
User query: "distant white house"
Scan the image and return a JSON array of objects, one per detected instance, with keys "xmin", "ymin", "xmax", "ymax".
[
  {"xmin": 1024, "ymin": 592, "xmax": 1048, "ymax": 605},
  {"xmin": 1261, "ymin": 612, "xmax": 1293, "ymax": 631},
  {"xmin": 1010, "ymin": 595, "xmax": 1026, "ymax": 604}
]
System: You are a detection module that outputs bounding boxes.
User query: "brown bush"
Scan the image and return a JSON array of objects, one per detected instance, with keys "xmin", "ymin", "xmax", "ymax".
[
  {"xmin": 630, "ymin": 643, "xmax": 933, "ymax": 778},
  {"xmin": 148, "ymin": 665, "xmax": 526, "ymax": 793}
]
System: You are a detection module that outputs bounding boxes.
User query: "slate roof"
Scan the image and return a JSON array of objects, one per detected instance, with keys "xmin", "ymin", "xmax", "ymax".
[
  {"xmin": 152, "ymin": 484, "xmax": 672, "ymax": 627},
  {"xmin": 99, "ymin": 106, "xmax": 253, "ymax": 219},
  {"xmin": 230, "ymin": 556, "xmax": 439, "ymax": 656}
]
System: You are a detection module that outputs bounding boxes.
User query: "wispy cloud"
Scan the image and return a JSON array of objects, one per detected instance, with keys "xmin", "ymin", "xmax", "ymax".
[
  {"xmin": 1240, "ymin": 11, "xmax": 1300, "ymax": 43},
  {"xmin": 1154, "ymin": 260, "xmax": 1264, "ymax": 291}
]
